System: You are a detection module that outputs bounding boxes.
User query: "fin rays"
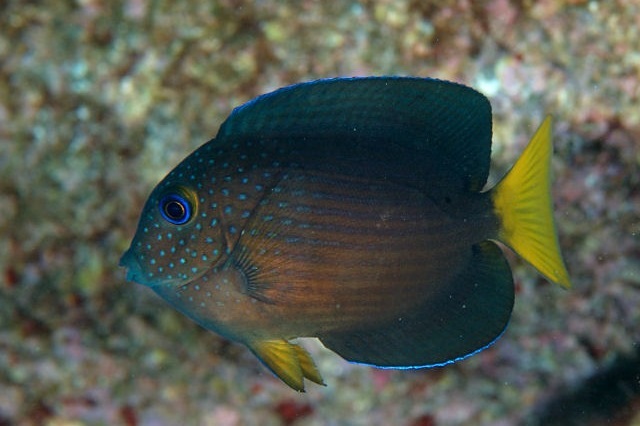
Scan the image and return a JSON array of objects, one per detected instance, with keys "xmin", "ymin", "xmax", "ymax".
[
  {"xmin": 248, "ymin": 339, "xmax": 325, "ymax": 392},
  {"xmin": 492, "ymin": 116, "xmax": 571, "ymax": 288}
]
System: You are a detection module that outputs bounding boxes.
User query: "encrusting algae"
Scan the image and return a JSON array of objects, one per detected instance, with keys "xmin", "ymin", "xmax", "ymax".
[{"xmin": 120, "ymin": 77, "xmax": 570, "ymax": 391}]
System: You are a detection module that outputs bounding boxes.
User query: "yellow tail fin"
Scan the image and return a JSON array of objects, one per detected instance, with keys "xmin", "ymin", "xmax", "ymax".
[{"xmin": 492, "ymin": 116, "xmax": 571, "ymax": 288}]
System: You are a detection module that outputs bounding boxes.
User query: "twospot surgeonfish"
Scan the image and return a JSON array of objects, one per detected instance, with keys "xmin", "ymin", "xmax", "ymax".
[{"xmin": 120, "ymin": 77, "xmax": 571, "ymax": 391}]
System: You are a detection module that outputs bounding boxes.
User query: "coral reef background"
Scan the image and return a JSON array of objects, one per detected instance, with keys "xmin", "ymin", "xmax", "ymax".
[{"xmin": 1, "ymin": 1, "xmax": 638, "ymax": 425}]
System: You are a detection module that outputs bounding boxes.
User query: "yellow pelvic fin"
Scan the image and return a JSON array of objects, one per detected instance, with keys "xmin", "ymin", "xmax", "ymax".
[
  {"xmin": 249, "ymin": 339, "xmax": 325, "ymax": 391},
  {"xmin": 491, "ymin": 116, "xmax": 571, "ymax": 288},
  {"xmin": 292, "ymin": 343, "xmax": 326, "ymax": 386}
]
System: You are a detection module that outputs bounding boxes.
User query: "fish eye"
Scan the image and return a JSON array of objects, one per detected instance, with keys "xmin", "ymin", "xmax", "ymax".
[{"xmin": 159, "ymin": 193, "xmax": 192, "ymax": 225}]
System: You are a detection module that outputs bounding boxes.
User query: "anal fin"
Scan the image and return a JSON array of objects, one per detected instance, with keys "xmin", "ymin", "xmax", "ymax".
[
  {"xmin": 319, "ymin": 241, "xmax": 515, "ymax": 368},
  {"xmin": 248, "ymin": 339, "xmax": 325, "ymax": 391}
]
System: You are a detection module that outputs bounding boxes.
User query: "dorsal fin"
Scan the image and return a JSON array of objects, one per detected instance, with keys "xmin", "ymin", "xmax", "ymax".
[{"xmin": 217, "ymin": 77, "xmax": 493, "ymax": 191}]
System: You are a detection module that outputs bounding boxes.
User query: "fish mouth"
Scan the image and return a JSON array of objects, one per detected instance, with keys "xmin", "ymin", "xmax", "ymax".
[
  {"xmin": 119, "ymin": 248, "xmax": 187, "ymax": 288},
  {"xmin": 119, "ymin": 248, "xmax": 147, "ymax": 285}
]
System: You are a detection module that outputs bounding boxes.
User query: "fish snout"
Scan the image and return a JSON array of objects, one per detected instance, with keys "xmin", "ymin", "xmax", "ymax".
[{"xmin": 119, "ymin": 248, "xmax": 145, "ymax": 284}]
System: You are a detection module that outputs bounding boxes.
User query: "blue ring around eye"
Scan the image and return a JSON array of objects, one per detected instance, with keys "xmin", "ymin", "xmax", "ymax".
[{"xmin": 159, "ymin": 193, "xmax": 192, "ymax": 225}]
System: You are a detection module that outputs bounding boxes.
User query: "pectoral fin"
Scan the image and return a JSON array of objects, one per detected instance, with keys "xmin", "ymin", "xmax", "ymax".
[{"xmin": 248, "ymin": 339, "xmax": 325, "ymax": 391}]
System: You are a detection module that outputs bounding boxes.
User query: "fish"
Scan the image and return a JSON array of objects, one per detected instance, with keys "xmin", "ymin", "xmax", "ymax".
[{"xmin": 119, "ymin": 77, "xmax": 571, "ymax": 391}]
